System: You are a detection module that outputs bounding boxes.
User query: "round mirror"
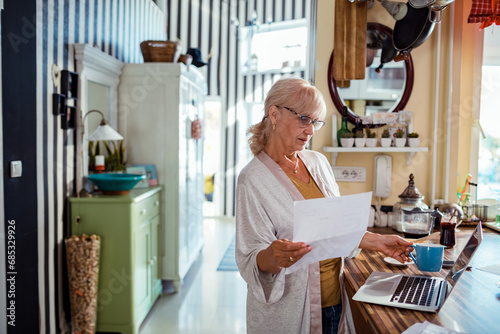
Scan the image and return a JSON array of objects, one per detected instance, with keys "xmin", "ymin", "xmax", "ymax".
[{"xmin": 327, "ymin": 22, "xmax": 414, "ymax": 126}]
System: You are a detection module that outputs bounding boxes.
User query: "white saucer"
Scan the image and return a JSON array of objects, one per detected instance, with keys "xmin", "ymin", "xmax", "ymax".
[{"xmin": 384, "ymin": 257, "xmax": 414, "ymax": 267}]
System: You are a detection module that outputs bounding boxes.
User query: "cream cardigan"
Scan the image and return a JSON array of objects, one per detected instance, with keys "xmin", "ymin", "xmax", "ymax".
[{"xmin": 235, "ymin": 150, "xmax": 355, "ymax": 334}]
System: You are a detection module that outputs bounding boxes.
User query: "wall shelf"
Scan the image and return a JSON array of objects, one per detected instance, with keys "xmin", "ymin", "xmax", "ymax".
[{"xmin": 322, "ymin": 146, "xmax": 429, "ymax": 166}]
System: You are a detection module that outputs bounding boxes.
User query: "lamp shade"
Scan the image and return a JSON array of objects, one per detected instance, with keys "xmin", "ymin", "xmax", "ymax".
[{"xmin": 88, "ymin": 124, "xmax": 123, "ymax": 141}]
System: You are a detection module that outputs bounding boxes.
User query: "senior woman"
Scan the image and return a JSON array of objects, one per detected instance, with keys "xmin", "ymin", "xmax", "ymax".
[{"xmin": 235, "ymin": 77, "xmax": 413, "ymax": 334}]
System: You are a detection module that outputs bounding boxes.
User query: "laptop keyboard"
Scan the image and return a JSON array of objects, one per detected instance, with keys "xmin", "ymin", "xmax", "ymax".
[{"xmin": 390, "ymin": 276, "xmax": 436, "ymax": 306}]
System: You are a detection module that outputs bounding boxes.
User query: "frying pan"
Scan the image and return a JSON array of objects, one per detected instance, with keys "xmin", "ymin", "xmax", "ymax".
[
  {"xmin": 393, "ymin": 5, "xmax": 437, "ymax": 60},
  {"xmin": 375, "ymin": 35, "xmax": 398, "ymax": 73},
  {"xmin": 366, "ymin": 26, "xmax": 397, "ymax": 72}
]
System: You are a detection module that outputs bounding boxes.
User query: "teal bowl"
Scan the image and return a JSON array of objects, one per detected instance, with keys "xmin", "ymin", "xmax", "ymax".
[{"xmin": 87, "ymin": 173, "xmax": 146, "ymax": 195}]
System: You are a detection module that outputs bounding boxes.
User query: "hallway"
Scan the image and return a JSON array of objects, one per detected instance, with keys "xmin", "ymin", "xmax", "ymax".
[{"xmin": 139, "ymin": 217, "xmax": 247, "ymax": 334}]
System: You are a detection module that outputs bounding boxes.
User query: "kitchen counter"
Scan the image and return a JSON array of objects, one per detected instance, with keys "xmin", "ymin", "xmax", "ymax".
[{"xmin": 344, "ymin": 226, "xmax": 500, "ymax": 333}]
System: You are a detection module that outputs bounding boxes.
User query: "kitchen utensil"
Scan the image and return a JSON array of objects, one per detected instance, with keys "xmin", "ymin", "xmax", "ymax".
[
  {"xmin": 440, "ymin": 215, "xmax": 457, "ymax": 247},
  {"xmin": 459, "ymin": 174, "xmax": 472, "ymax": 202},
  {"xmin": 408, "ymin": 0, "xmax": 436, "ymax": 8},
  {"xmin": 408, "ymin": 243, "xmax": 445, "ymax": 272},
  {"xmin": 401, "ymin": 207, "xmax": 442, "ymax": 238},
  {"xmin": 393, "ymin": 174, "xmax": 429, "ymax": 232},
  {"xmin": 384, "ymin": 256, "xmax": 414, "ymax": 267},
  {"xmin": 437, "ymin": 203, "xmax": 464, "ymax": 223},
  {"xmin": 333, "ymin": 0, "xmax": 367, "ymax": 80},
  {"xmin": 393, "ymin": 5, "xmax": 437, "ymax": 61},
  {"xmin": 375, "ymin": 34, "xmax": 398, "ymax": 73},
  {"xmin": 429, "ymin": 0, "xmax": 455, "ymax": 22}
]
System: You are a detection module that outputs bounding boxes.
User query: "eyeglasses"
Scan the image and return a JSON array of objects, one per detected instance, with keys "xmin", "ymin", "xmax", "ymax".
[{"xmin": 281, "ymin": 106, "xmax": 325, "ymax": 131}]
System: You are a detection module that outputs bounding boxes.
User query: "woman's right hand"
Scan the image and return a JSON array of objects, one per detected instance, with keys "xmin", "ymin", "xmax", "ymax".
[{"xmin": 257, "ymin": 239, "xmax": 312, "ymax": 274}]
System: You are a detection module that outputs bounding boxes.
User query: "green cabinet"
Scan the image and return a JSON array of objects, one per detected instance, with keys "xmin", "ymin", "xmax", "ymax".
[{"xmin": 70, "ymin": 187, "xmax": 162, "ymax": 334}]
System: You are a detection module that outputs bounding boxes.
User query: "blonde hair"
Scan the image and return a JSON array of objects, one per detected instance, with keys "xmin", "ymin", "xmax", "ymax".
[{"xmin": 247, "ymin": 76, "xmax": 326, "ymax": 156}]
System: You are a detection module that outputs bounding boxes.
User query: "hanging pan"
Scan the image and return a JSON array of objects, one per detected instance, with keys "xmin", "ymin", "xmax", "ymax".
[{"xmin": 393, "ymin": 5, "xmax": 437, "ymax": 61}]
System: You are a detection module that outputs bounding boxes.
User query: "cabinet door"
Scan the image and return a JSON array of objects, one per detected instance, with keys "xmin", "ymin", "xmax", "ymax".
[
  {"xmin": 150, "ymin": 215, "xmax": 161, "ymax": 303},
  {"xmin": 186, "ymin": 81, "xmax": 204, "ymax": 264},
  {"xmin": 134, "ymin": 221, "xmax": 151, "ymax": 321},
  {"xmin": 178, "ymin": 78, "xmax": 190, "ymax": 279}
]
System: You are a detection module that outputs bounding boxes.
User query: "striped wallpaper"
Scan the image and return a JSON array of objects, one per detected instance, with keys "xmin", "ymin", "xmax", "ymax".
[
  {"xmin": 3, "ymin": 1, "xmax": 165, "ymax": 333},
  {"xmin": 165, "ymin": 0, "xmax": 313, "ymax": 215},
  {"xmin": 2, "ymin": 0, "xmax": 313, "ymax": 333}
]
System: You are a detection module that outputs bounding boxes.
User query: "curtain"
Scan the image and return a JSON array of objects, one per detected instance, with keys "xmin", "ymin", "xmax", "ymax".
[{"xmin": 468, "ymin": 0, "xmax": 500, "ymax": 28}]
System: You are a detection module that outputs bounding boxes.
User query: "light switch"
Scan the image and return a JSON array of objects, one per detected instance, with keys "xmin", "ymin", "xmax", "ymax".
[{"xmin": 10, "ymin": 160, "xmax": 22, "ymax": 178}]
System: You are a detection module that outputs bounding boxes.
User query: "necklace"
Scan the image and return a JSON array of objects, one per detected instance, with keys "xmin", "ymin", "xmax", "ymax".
[
  {"xmin": 292, "ymin": 157, "xmax": 299, "ymax": 173},
  {"xmin": 279, "ymin": 155, "xmax": 299, "ymax": 174}
]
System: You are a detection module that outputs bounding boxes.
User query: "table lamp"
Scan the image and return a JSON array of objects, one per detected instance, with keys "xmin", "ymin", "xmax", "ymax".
[{"xmin": 79, "ymin": 109, "xmax": 123, "ymax": 197}]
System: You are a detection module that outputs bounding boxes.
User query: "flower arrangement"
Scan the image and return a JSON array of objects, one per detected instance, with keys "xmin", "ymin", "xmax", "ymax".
[{"xmin": 395, "ymin": 129, "xmax": 405, "ymax": 138}]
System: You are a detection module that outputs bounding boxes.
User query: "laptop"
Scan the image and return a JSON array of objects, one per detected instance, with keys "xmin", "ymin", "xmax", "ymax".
[{"xmin": 352, "ymin": 222, "xmax": 483, "ymax": 312}]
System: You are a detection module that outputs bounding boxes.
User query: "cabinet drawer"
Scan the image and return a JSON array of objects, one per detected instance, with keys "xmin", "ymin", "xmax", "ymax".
[{"xmin": 132, "ymin": 193, "xmax": 161, "ymax": 224}]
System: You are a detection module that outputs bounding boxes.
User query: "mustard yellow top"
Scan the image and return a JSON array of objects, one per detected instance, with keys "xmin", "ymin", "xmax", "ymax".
[{"xmin": 288, "ymin": 173, "xmax": 342, "ymax": 308}]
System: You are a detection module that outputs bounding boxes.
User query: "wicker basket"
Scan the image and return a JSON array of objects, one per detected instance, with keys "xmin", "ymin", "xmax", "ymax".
[{"xmin": 140, "ymin": 40, "xmax": 181, "ymax": 63}]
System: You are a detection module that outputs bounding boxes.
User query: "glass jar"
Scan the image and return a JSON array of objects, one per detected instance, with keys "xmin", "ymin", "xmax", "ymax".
[
  {"xmin": 461, "ymin": 193, "xmax": 472, "ymax": 221},
  {"xmin": 393, "ymin": 173, "xmax": 429, "ymax": 232}
]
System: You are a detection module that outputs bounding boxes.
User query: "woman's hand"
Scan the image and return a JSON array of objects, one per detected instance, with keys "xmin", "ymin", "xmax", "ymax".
[
  {"xmin": 360, "ymin": 232, "xmax": 413, "ymax": 264},
  {"xmin": 257, "ymin": 239, "xmax": 312, "ymax": 274}
]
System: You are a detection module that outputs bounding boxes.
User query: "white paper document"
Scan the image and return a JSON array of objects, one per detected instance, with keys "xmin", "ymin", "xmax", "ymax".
[
  {"xmin": 402, "ymin": 321, "xmax": 465, "ymax": 334},
  {"xmin": 286, "ymin": 192, "xmax": 372, "ymax": 274}
]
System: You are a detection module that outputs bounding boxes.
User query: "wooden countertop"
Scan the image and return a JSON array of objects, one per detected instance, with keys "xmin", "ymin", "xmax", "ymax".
[{"xmin": 344, "ymin": 227, "xmax": 500, "ymax": 333}]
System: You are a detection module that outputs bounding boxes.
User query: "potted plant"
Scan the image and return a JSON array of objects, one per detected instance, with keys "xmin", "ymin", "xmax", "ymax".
[
  {"xmin": 394, "ymin": 129, "xmax": 406, "ymax": 148},
  {"xmin": 103, "ymin": 140, "xmax": 127, "ymax": 171},
  {"xmin": 365, "ymin": 129, "xmax": 377, "ymax": 147},
  {"xmin": 354, "ymin": 130, "xmax": 366, "ymax": 147},
  {"xmin": 381, "ymin": 129, "xmax": 392, "ymax": 148},
  {"xmin": 340, "ymin": 131, "xmax": 354, "ymax": 148},
  {"xmin": 407, "ymin": 132, "xmax": 420, "ymax": 147}
]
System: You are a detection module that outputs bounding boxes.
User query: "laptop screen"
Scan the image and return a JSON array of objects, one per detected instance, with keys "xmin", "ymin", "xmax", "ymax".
[{"xmin": 445, "ymin": 222, "xmax": 483, "ymax": 289}]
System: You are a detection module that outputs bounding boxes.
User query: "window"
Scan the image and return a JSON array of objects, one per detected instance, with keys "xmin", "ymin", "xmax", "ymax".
[
  {"xmin": 240, "ymin": 19, "xmax": 308, "ymax": 74},
  {"xmin": 477, "ymin": 26, "xmax": 500, "ymax": 200}
]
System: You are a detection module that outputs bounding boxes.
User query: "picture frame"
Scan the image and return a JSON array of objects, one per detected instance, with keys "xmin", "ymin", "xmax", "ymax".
[
  {"xmin": 125, "ymin": 166, "xmax": 149, "ymax": 189},
  {"xmin": 132, "ymin": 164, "xmax": 158, "ymax": 186},
  {"xmin": 61, "ymin": 105, "xmax": 76, "ymax": 130}
]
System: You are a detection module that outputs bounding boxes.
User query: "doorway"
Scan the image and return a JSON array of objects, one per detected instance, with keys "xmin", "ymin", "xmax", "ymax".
[{"xmin": 203, "ymin": 97, "xmax": 223, "ymax": 217}]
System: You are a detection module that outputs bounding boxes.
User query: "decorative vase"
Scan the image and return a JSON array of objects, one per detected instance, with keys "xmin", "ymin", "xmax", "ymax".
[
  {"xmin": 340, "ymin": 138, "xmax": 354, "ymax": 148},
  {"xmin": 354, "ymin": 138, "xmax": 366, "ymax": 148},
  {"xmin": 66, "ymin": 235, "xmax": 101, "ymax": 334},
  {"xmin": 395, "ymin": 138, "xmax": 406, "ymax": 148},
  {"xmin": 381, "ymin": 138, "xmax": 392, "ymax": 148},
  {"xmin": 366, "ymin": 138, "xmax": 377, "ymax": 147},
  {"xmin": 408, "ymin": 138, "xmax": 420, "ymax": 147}
]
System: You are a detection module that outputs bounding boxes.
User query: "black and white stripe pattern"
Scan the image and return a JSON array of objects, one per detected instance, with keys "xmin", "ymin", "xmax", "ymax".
[
  {"xmin": 165, "ymin": 0, "xmax": 312, "ymax": 216},
  {"xmin": 2, "ymin": 1, "xmax": 312, "ymax": 332},
  {"xmin": 32, "ymin": 1, "xmax": 165, "ymax": 332}
]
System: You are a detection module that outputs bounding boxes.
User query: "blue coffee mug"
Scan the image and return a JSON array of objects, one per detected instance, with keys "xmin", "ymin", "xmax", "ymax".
[{"xmin": 408, "ymin": 243, "xmax": 445, "ymax": 272}]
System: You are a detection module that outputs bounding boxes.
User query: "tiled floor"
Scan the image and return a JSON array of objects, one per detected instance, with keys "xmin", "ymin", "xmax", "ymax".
[{"xmin": 139, "ymin": 217, "xmax": 247, "ymax": 334}]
